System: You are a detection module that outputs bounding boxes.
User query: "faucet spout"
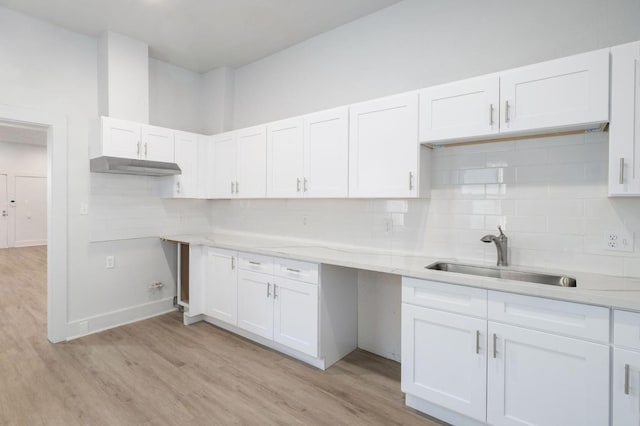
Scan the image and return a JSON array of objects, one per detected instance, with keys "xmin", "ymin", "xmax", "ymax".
[{"xmin": 481, "ymin": 226, "xmax": 508, "ymax": 266}]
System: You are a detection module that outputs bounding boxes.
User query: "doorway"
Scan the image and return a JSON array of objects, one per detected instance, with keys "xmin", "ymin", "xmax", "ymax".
[{"xmin": 0, "ymin": 105, "xmax": 68, "ymax": 343}]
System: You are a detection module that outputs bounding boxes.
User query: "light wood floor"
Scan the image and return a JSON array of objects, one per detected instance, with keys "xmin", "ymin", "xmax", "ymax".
[{"xmin": 0, "ymin": 246, "xmax": 444, "ymax": 425}]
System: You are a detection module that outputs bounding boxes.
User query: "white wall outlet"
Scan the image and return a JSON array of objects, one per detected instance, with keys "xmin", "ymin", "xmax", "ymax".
[
  {"xmin": 604, "ymin": 230, "xmax": 634, "ymax": 252},
  {"xmin": 105, "ymin": 255, "xmax": 115, "ymax": 269}
]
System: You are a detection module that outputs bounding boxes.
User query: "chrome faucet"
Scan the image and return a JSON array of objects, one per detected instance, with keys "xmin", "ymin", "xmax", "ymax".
[{"xmin": 481, "ymin": 226, "xmax": 508, "ymax": 267}]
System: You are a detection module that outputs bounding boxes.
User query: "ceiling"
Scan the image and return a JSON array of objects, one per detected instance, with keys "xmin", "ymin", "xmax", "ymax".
[
  {"xmin": 0, "ymin": 124, "xmax": 47, "ymax": 146},
  {"xmin": 0, "ymin": 0, "xmax": 401, "ymax": 72}
]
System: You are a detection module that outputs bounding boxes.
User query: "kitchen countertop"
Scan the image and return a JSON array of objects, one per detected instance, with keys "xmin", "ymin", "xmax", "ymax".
[{"xmin": 162, "ymin": 233, "xmax": 640, "ymax": 312}]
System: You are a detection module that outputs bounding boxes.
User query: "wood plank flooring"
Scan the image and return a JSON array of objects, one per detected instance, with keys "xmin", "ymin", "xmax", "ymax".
[{"xmin": 0, "ymin": 246, "xmax": 444, "ymax": 425}]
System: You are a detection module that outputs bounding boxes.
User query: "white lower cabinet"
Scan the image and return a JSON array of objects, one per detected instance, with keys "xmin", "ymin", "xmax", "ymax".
[
  {"xmin": 237, "ymin": 269, "xmax": 274, "ymax": 339},
  {"xmin": 401, "ymin": 303, "xmax": 487, "ymax": 421},
  {"xmin": 273, "ymin": 277, "xmax": 318, "ymax": 356},
  {"xmin": 205, "ymin": 248, "xmax": 238, "ymax": 325},
  {"xmin": 613, "ymin": 348, "xmax": 640, "ymax": 425},
  {"xmin": 487, "ymin": 322, "xmax": 609, "ymax": 426},
  {"xmin": 402, "ymin": 278, "xmax": 612, "ymax": 426}
]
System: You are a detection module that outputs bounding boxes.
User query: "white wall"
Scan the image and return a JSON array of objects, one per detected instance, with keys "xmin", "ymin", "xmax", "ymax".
[
  {"xmin": 233, "ymin": 0, "xmax": 640, "ymax": 128},
  {"xmin": 222, "ymin": 0, "xmax": 640, "ymax": 359},
  {"xmin": 0, "ymin": 6, "xmax": 211, "ymax": 337},
  {"xmin": 0, "ymin": 141, "xmax": 47, "ymax": 176}
]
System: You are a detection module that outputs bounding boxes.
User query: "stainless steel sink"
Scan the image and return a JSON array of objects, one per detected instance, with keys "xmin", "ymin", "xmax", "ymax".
[{"xmin": 426, "ymin": 262, "xmax": 577, "ymax": 287}]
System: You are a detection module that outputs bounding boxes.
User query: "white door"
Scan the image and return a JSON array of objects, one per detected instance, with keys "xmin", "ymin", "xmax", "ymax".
[
  {"xmin": 237, "ymin": 270, "xmax": 273, "ymax": 339},
  {"xmin": 609, "ymin": 41, "xmax": 640, "ymax": 196},
  {"xmin": 349, "ymin": 92, "xmax": 419, "ymax": 198},
  {"xmin": 303, "ymin": 107, "xmax": 349, "ymax": 198},
  {"xmin": 101, "ymin": 117, "xmax": 141, "ymax": 159},
  {"xmin": 173, "ymin": 131, "xmax": 199, "ymax": 198},
  {"xmin": 500, "ymin": 49, "xmax": 610, "ymax": 134},
  {"xmin": 206, "ymin": 248, "xmax": 238, "ymax": 325},
  {"xmin": 210, "ymin": 132, "xmax": 237, "ymax": 199},
  {"xmin": 613, "ymin": 348, "xmax": 640, "ymax": 425},
  {"xmin": 236, "ymin": 126, "xmax": 267, "ymax": 198},
  {"xmin": 14, "ymin": 176, "xmax": 47, "ymax": 247},
  {"xmin": 273, "ymin": 278, "xmax": 318, "ymax": 357},
  {"xmin": 401, "ymin": 304, "xmax": 487, "ymax": 422},
  {"xmin": 266, "ymin": 118, "xmax": 304, "ymax": 198},
  {"xmin": 0, "ymin": 174, "xmax": 7, "ymax": 249},
  {"xmin": 142, "ymin": 125, "xmax": 174, "ymax": 162},
  {"xmin": 487, "ymin": 322, "xmax": 610, "ymax": 426},
  {"xmin": 419, "ymin": 75, "xmax": 500, "ymax": 143}
]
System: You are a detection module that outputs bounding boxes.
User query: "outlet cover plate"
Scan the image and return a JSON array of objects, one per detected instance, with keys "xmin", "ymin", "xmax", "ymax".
[{"xmin": 604, "ymin": 230, "xmax": 634, "ymax": 252}]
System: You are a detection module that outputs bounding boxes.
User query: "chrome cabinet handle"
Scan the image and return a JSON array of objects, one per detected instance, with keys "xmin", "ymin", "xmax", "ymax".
[
  {"xmin": 176, "ymin": 181, "xmax": 181, "ymax": 193},
  {"xmin": 475, "ymin": 330, "xmax": 480, "ymax": 354},
  {"xmin": 231, "ymin": 181, "xmax": 235, "ymax": 194},
  {"xmin": 248, "ymin": 261, "xmax": 261, "ymax": 266},
  {"xmin": 303, "ymin": 178, "xmax": 308, "ymax": 192},
  {"xmin": 286, "ymin": 268, "xmax": 300, "ymax": 273},
  {"xmin": 297, "ymin": 178, "xmax": 301, "ymax": 192},
  {"xmin": 505, "ymin": 100, "xmax": 510, "ymax": 123},
  {"xmin": 267, "ymin": 283, "xmax": 271, "ymax": 298},
  {"xmin": 273, "ymin": 284, "xmax": 278, "ymax": 299},
  {"xmin": 625, "ymin": 364, "xmax": 630, "ymax": 395},
  {"xmin": 620, "ymin": 158, "xmax": 625, "ymax": 184},
  {"xmin": 1, "ymin": 210, "xmax": 7, "ymax": 217},
  {"xmin": 231, "ymin": 257, "xmax": 235, "ymax": 270},
  {"xmin": 137, "ymin": 141, "xmax": 141, "ymax": 156},
  {"xmin": 409, "ymin": 172, "xmax": 414, "ymax": 191},
  {"xmin": 144, "ymin": 143, "xmax": 148, "ymax": 157},
  {"xmin": 489, "ymin": 104, "xmax": 494, "ymax": 126},
  {"xmin": 492, "ymin": 333, "xmax": 497, "ymax": 358},
  {"xmin": 235, "ymin": 181, "xmax": 239, "ymax": 194}
]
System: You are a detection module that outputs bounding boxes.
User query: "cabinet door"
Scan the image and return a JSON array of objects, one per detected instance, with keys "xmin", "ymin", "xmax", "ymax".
[
  {"xmin": 609, "ymin": 41, "xmax": 640, "ymax": 196},
  {"xmin": 236, "ymin": 126, "xmax": 267, "ymax": 198},
  {"xmin": 349, "ymin": 93, "xmax": 420, "ymax": 198},
  {"xmin": 500, "ymin": 49, "xmax": 609, "ymax": 134},
  {"xmin": 303, "ymin": 107, "xmax": 349, "ymax": 198},
  {"xmin": 206, "ymin": 248, "xmax": 238, "ymax": 325},
  {"xmin": 419, "ymin": 75, "xmax": 500, "ymax": 143},
  {"xmin": 401, "ymin": 304, "xmax": 487, "ymax": 422},
  {"xmin": 487, "ymin": 322, "xmax": 609, "ymax": 426},
  {"xmin": 172, "ymin": 131, "xmax": 199, "ymax": 198},
  {"xmin": 101, "ymin": 117, "xmax": 141, "ymax": 159},
  {"xmin": 210, "ymin": 132, "xmax": 237, "ymax": 199},
  {"xmin": 142, "ymin": 125, "xmax": 174, "ymax": 162},
  {"xmin": 237, "ymin": 270, "xmax": 273, "ymax": 339},
  {"xmin": 267, "ymin": 118, "xmax": 304, "ymax": 198},
  {"xmin": 613, "ymin": 348, "xmax": 640, "ymax": 426},
  {"xmin": 273, "ymin": 278, "xmax": 318, "ymax": 357}
]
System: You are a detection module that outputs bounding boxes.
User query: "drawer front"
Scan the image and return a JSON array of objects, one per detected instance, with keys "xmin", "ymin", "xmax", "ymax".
[
  {"xmin": 615, "ymin": 310, "xmax": 640, "ymax": 350},
  {"xmin": 488, "ymin": 291, "xmax": 610, "ymax": 343},
  {"xmin": 238, "ymin": 252, "xmax": 274, "ymax": 274},
  {"xmin": 274, "ymin": 258, "xmax": 319, "ymax": 284},
  {"xmin": 402, "ymin": 277, "xmax": 487, "ymax": 318}
]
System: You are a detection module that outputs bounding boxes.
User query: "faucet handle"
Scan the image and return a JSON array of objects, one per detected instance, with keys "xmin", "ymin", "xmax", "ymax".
[{"xmin": 498, "ymin": 225, "xmax": 506, "ymax": 237}]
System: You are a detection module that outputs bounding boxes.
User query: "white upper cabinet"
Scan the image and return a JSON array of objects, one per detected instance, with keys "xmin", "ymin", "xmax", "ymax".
[
  {"xmin": 94, "ymin": 116, "xmax": 175, "ymax": 162},
  {"xmin": 99, "ymin": 117, "xmax": 141, "ymax": 159},
  {"xmin": 267, "ymin": 118, "xmax": 304, "ymax": 198},
  {"xmin": 141, "ymin": 124, "xmax": 174, "ymax": 162},
  {"xmin": 500, "ymin": 49, "xmax": 610, "ymax": 134},
  {"xmin": 303, "ymin": 107, "xmax": 349, "ymax": 198},
  {"xmin": 419, "ymin": 75, "xmax": 500, "ymax": 143},
  {"xmin": 236, "ymin": 125, "xmax": 267, "ymax": 198},
  {"xmin": 609, "ymin": 41, "xmax": 640, "ymax": 196},
  {"xmin": 207, "ymin": 126, "xmax": 267, "ymax": 199},
  {"xmin": 165, "ymin": 131, "xmax": 199, "ymax": 198},
  {"xmin": 266, "ymin": 107, "xmax": 350, "ymax": 199},
  {"xmin": 350, "ymin": 92, "xmax": 429, "ymax": 198}
]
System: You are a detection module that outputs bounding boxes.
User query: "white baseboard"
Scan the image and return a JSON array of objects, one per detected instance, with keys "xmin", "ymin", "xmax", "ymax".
[
  {"xmin": 13, "ymin": 240, "xmax": 47, "ymax": 248},
  {"xmin": 405, "ymin": 394, "xmax": 486, "ymax": 426},
  {"xmin": 66, "ymin": 297, "xmax": 177, "ymax": 340}
]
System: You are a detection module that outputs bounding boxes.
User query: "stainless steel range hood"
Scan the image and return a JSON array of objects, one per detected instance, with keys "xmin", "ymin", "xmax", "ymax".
[{"xmin": 90, "ymin": 156, "xmax": 181, "ymax": 176}]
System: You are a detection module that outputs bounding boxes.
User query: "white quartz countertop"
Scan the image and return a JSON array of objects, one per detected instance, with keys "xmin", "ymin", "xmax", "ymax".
[{"xmin": 162, "ymin": 233, "xmax": 640, "ymax": 312}]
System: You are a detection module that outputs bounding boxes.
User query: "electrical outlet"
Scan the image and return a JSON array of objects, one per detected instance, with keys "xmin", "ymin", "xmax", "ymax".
[
  {"xmin": 604, "ymin": 231, "xmax": 634, "ymax": 252},
  {"xmin": 105, "ymin": 255, "xmax": 115, "ymax": 269}
]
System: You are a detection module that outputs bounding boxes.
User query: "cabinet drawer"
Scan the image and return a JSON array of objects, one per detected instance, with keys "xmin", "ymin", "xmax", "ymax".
[
  {"xmin": 274, "ymin": 258, "xmax": 318, "ymax": 284},
  {"xmin": 238, "ymin": 252, "xmax": 274, "ymax": 274},
  {"xmin": 402, "ymin": 277, "xmax": 487, "ymax": 318},
  {"xmin": 615, "ymin": 310, "xmax": 640, "ymax": 350},
  {"xmin": 488, "ymin": 291, "xmax": 609, "ymax": 343}
]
